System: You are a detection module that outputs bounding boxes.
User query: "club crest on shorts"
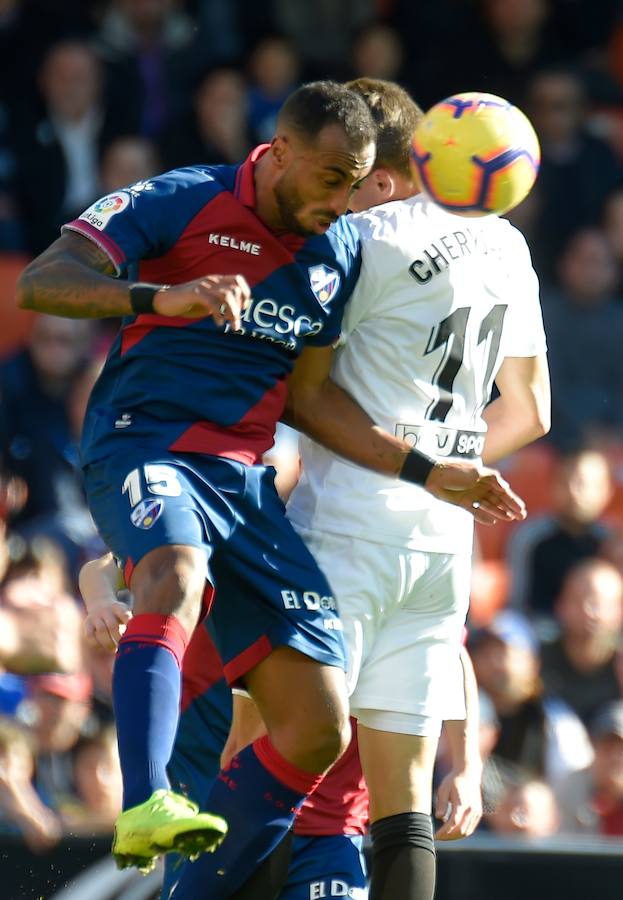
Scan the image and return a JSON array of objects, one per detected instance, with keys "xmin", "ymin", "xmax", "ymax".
[
  {"xmin": 130, "ymin": 498, "xmax": 164, "ymax": 529},
  {"xmin": 308, "ymin": 264, "xmax": 341, "ymax": 304}
]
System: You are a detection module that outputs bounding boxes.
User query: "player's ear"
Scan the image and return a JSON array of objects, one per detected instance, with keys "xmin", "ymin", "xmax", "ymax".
[
  {"xmin": 271, "ymin": 135, "xmax": 290, "ymax": 169},
  {"xmin": 373, "ymin": 169, "xmax": 395, "ymax": 201}
]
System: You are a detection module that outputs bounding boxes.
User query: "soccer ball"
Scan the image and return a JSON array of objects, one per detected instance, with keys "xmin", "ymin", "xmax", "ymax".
[{"xmin": 410, "ymin": 92, "xmax": 541, "ymax": 217}]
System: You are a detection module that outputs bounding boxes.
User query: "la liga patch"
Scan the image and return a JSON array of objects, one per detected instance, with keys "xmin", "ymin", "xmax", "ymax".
[
  {"xmin": 78, "ymin": 191, "xmax": 130, "ymax": 231},
  {"xmin": 130, "ymin": 498, "xmax": 164, "ymax": 529}
]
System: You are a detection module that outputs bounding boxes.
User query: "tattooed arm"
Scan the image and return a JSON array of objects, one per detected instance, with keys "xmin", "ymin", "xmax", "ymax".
[
  {"xmin": 17, "ymin": 231, "xmax": 251, "ymax": 326},
  {"xmin": 17, "ymin": 232, "xmax": 131, "ymax": 318}
]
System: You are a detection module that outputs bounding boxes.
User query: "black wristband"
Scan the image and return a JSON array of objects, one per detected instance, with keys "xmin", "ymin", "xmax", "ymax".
[
  {"xmin": 399, "ymin": 449, "xmax": 436, "ymax": 486},
  {"xmin": 129, "ymin": 282, "xmax": 161, "ymax": 315}
]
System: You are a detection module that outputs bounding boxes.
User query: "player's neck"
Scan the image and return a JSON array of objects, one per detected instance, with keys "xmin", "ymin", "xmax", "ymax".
[
  {"xmin": 253, "ymin": 152, "xmax": 287, "ymax": 232},
  {"xmin": 388, "ymin": 171, "xmax": 420, "ymax": 203}
]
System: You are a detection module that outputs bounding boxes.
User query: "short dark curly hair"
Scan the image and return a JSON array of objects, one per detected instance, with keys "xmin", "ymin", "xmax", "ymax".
[
  {"xmin": 346, "ymin": 77, "xmax": 423, "ymax": 180},
  {"xmin": 278, "ymin": 80, "xmax": 377, "ymax": 151}
]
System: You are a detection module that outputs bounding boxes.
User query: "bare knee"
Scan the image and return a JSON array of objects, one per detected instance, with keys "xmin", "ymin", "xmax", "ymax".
[
  {"xmin": 245, "ymin": 648, "xmax": 352, "ymax": 773},
  {"xmin": 130, "ymin": 545, "xmax": 207, "ymax": 634},
  {"xmin": 272, "ymin": 705, "xmax": 351, "ymax": 774}
]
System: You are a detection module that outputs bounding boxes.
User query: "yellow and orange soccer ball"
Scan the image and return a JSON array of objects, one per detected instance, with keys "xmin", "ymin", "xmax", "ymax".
[{"xmin": 410, "ymin": 91, "xmax": 541, "ymax": 217}]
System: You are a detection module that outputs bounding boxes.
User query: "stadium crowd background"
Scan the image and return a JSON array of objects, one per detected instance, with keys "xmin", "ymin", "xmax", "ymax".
[{"xmin": 2, "ymin": 0, "xmax": 623, "ymax": 876}]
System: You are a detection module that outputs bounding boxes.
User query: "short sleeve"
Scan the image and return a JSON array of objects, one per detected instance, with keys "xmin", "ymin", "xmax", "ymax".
[
  {"xmin": 304, "ymin": 219, "xmax": 363, "ymax": 347},
  {"xmin": 502, "ymin": 227, "xmax": 547, "ymax": 358},
  {"xmin": 338, "ymin": 211, "xmax": 383, "ymax": 338},
  {"xmin": 62, "ymin": 168, "xmax": 222, "ymax": 277}
]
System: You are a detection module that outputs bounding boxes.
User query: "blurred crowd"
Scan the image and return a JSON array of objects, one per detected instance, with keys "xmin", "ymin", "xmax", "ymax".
[{"xmin": 2, "ymin": 0, "xmax": 623, "ymax": 858}]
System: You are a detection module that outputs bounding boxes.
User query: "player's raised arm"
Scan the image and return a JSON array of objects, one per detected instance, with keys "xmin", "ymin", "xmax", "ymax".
[
  {"xmin": 285, "ymin": 344, "xmax": 526, "ymax": 524},
  {"xmin": 16, "ymin": 231, "xmax": 250, "ymax": 327}
]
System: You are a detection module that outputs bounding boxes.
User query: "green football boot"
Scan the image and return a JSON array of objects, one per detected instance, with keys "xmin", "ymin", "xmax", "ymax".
[{"xmin": 112, "ymin": 789, "xmax": 228, "ymax": 874}]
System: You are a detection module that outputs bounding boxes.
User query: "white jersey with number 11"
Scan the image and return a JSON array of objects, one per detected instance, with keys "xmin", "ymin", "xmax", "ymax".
[{"xmin": 287, "ymin": 194, "xmax": 547, "ymax": 555}]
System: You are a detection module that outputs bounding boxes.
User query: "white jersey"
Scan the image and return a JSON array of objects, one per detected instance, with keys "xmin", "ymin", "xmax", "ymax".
[{"xmin": 287, "ymin": 194, "xmax": 547, "ymax": 555}]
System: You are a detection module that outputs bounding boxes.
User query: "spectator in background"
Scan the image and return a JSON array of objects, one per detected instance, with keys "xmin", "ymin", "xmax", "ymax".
[
  {"xmin": 0, "ymin": 0, "xmax": 97, "ymax": 129},
  {"xmin": 99, "ymin": 135, "xmax": 161, "ymax": 194},
  {"xmin": 1, "ymin": 532, "xmax": 70, "ymax": 599},
  {"xmin": 507, "ymin": 447, "xmax": 613, "ymax": 618},
  {"xmin": 381, "ymin": 0, "xmax": 471, "ymax": 110},
  {"xmin": 349, "ymin": 23, "xmax": 405, "ymax": 86},
  {"xmin": 159, "ymin": 67, "xmax": 251, "ymax": 170},
  {"xmin": 542, "ymin": 229, "xmax": 623, "ymax": 448},
  {"xmin": 0, "ymin": 716, "xmax": 61, "ymax": 851},
  {"xmin": 0, "ymin": 316, "xmax": 95, "ymax": 565},
  {"xmin": 195, "ymin": 0, "xmax": 241, "ymax": 63},
  {"xmin": 0, "ymin": 315, "xmax": 99, "ymax": 578},
  {"xmin": 558, "ymin": 700, "xmax": 623, "ymax": 835},
  {"xmin": 269, "ymin": 0, "xmax": 376, "ymax": 78},
  {"xmin": 95, "ymin": 0, "xmax": 205, "ymax": 141},
  {"xmin": 247, "ymin": 35, "xmax": 301, "ymax": 143},
  {"xmin": 0, "ymin": 533, "xmax": 84, "ymax": 677},
  {"xmin": 470, "ymin": 0, "xmax": 566, "ymax": 104},
  {"xmin": 14, "ymin": 41, "xmax": 131, "ymax": 255},
  {"xmin": 525, "ymin": 68, "xmax": 622, "ymax": 281},
  {"xmin": 602, "ymin": 187, "xmax": 623, "ymax": 292},
  {"xmin": 600, "ymin": 526, "xmax": 623, "ymax": 584},
  {"xmin": 64, "ymin": 723, "xmax": 122, "ymax": 834},
  {"xmin": 485, "ymin": 779, "xmax": 560, "ymax": 838},
  {"xmin": 540, "ymin": 559, "xmax": 623, "ymax": 726},
  {"xmin": 397, "ymin": 0, "xmax": 565, "ymax": 111},
  {"xmin": 469, "ymin": 611, "xmax": 593, "ymax": 801},
  {"xmin": 0, "ymin": 580, "xmax": 83, "ymax": 680},
  {"xmin": 21, "ymin": 672, "xmax": 93, "ymax": 815}
]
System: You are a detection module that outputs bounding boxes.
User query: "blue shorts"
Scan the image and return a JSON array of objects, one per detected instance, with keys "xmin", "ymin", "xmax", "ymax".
[
  {"xmin": 162, "ymin": 829, "xmax": 367, "ymax": 899},
  {"xmin": 84, "ymin": 449, "xmax": 346, "ymax": 682},
  {"xmin": 284, "ymin": 835, "xmax": 368, "ymax": 899}
]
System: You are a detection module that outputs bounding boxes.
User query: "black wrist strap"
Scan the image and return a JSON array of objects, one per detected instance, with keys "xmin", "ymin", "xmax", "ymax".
[
  {"xmin": 399, "ymin": 449, "xmax": 436, "ymax": 486},
  {"xmin": 129, "ymin": 283, "xmax": 160, "ymax": 315}
]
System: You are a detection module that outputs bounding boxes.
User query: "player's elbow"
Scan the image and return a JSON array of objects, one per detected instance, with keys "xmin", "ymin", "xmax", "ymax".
[
  {"xmin": 283, "ymin": 384, "xmax": 321, "ymax": 433},
  {"xmin": 16, "ymin": 254, "xmax": 58, "ymax": 312},
  {"xmin": 16, "ymin": 261, "xmax": 40, "ymax": 311},
  {"xmin": 525, "ymin": 398, "xmax": 551, "ymax": 442}
]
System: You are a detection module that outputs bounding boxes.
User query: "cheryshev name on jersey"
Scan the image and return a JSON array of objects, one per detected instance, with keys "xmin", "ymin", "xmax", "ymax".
[{"xmin": 409, "ymin": 225, "xmax": 503, "ymax": 284}]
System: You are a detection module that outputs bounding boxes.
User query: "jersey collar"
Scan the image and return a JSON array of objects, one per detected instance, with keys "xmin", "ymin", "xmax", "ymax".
[{"xmin": 234, "ymin": 144, "xmax": 271, "ymax": 209}]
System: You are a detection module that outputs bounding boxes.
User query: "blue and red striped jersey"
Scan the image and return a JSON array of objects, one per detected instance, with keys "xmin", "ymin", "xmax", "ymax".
[{"xmin": 65, "ymin": 146, "xmax": 362, "ymax": 467}]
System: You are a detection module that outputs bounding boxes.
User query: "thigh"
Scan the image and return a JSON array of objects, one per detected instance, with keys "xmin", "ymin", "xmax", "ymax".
[
  {"xmin": 294, "ymin": 528, "xmax": 391, "ymax": 700},
  {"xmin": 352, "ymin": 552, "xmax": 471, "ymax": 722},
  {"xmin": 357, "ymin": 724, "xmax": 439, "ymax": 822},
  {"xmin": 243, "ymin": 645, "xmax": 349, "ymax": 739},
  {"xmin": 83, "ymin": 450, "xmax": 240, "ymax": 574},
  {"xmin": 283, "ymin": 835, "xmax": 368, "ymax": 900}
]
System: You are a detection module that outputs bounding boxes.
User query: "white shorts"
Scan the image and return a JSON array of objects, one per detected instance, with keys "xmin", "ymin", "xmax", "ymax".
[{"xmin": 297, "ymin": 527, "xmax": 471, "ymax": 736}]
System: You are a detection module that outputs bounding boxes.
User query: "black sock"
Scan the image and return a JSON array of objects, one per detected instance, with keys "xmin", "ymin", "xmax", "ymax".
[
  {"xmin": 369, "ymin": 812, "xmax": 436, "ymax": 900},
  {"xmin": 229, "ymin": 829, "xmax": 294, "ymax": 900}
]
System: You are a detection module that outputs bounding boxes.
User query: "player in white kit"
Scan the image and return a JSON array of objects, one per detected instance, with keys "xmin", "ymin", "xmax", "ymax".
[{"xmin": 286, "ymin": 79, "xmax": 551, "ymax": 900}]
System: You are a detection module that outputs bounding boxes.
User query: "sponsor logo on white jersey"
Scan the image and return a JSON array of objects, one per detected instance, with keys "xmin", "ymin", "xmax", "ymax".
[
  {"xmin": 208, "ymin": 233, "xmax": 261, "ymax": 255},
  {"xmin": 395, "ymin": 423, "xmax": 485, "ymax": 460},
  {"xmin": 309, "ymin": 264, "xmax": 340, "ymax": 304},
  {"xmin": 79, "ymin": 192, "xmax": 130, "ymax": 231}
]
